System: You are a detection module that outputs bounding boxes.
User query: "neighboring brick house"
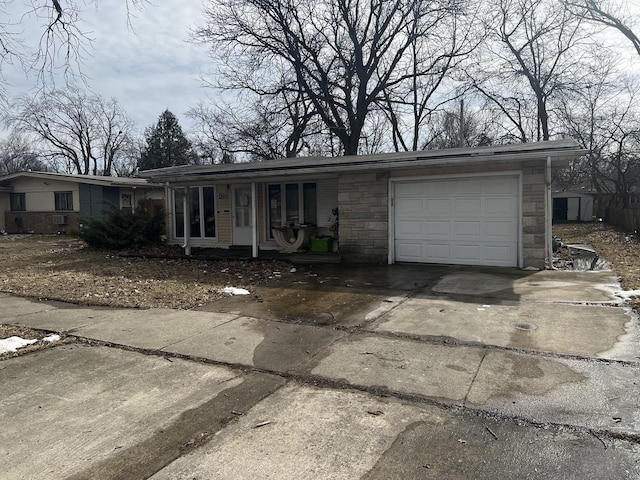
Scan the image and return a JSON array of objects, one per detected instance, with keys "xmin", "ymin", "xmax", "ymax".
[
  {"xmin": 140, "ymin": 140, "xmax": 584, "ymax": 269},
  {"xmin": 0, "ymin": 172, "xmax": 164, "ymax": 234}
]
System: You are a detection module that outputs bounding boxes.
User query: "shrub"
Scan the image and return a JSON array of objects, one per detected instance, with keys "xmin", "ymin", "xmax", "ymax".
[{"xmin": 78, "ymin": 200, "xmax": 164, "ymax": 249}]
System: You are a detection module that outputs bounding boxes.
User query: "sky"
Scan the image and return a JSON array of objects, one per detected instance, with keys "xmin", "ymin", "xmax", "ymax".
[
  {"xmin": 3, "ymin": 1, "xmax": 640, "ymax": 140},
  {"xmin": 3, "ymin": 0, "xmax": 212, "ymax": 134}
]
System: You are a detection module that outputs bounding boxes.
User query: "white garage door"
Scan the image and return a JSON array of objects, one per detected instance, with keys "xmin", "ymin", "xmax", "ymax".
[{"xmin": 394, "ymin": 176, "xmax": 519, "ymax": 266}]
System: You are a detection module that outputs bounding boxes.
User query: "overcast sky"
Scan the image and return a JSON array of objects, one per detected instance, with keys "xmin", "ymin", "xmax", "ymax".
[
  {"xmin": 3, "ymin": 1, "xmax": 640, "ymax": 139},
  {"xmin": 4, "ymin": 0, "xmax": 211, "ymax": 133}
]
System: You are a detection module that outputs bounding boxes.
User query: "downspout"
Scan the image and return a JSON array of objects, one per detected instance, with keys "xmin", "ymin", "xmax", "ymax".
[
  {"xmin": 251, "ymin": 182, "xmax": 258, "ymax": 258},
  {"xmin": 545, "ymin": 156, "xmax": 554, "ymax": 269},
  {"xmin": 182, "ymin": 187, "xmax": 191, "ymax": 256}
]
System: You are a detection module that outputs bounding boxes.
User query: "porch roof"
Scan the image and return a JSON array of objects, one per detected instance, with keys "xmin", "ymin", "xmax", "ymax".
[{"xmin": 139, "ymin": 140, "xmax": 585, "ymax": 184}]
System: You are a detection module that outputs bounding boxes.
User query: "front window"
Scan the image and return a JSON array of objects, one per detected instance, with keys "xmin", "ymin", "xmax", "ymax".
[
  {"xmin": 268, "ymin": 182, "xmax": 317, "ymax": 236},
  {"xmin": 173, "ymin": 186, "xmax": 216, "ymax": 238},
  {"xmin": 54, "ymin": 191, "xmax": 73, "ymax": 211},
  {"xmin": 10, "ymin": 193, "xmax": 25, "ymax": 212}
]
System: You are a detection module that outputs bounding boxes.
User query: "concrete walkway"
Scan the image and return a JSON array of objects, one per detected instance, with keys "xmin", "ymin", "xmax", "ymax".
[{"xmin": 1, "ymin": 265, "xmax": 639, "ymax": 479}]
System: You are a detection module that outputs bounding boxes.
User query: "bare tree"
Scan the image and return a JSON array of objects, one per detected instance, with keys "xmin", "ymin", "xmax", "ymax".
[
  {"xmin": 195, "ymin": 0, "xmax": 475, "ymax": 155},
  {"xmin": 0, "ymin": 0, "xmax": 148, "ymax": 94},
  {"xmin": 566, "ymin": 0, "xmax": 640, "ymax": 56},
  {"xmin": 557, "ymin": 59, "xmax": 640, "ymax": 209},
  {"xmin": 0, "ymin": 132, "xmax": 48, "ymax": 174},
  {"xmin": 188, "ymin": 81, "xmax": 319, "ymax": 162},
  {"xmin": 429, "ymin": 103, "xmax": 493, "ymax": 149},
  {"xmin": 4, "ymin": 86, "xmax": 134, "ymax": 175},
  {"xmin": 468, "ymin": 0, "xmax": 591, "ymax": 142}
]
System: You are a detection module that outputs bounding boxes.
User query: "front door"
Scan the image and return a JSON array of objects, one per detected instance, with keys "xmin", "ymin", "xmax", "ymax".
[{"xmin": 232, "ymin": 185, "xmax": 253, "ymax": 245}]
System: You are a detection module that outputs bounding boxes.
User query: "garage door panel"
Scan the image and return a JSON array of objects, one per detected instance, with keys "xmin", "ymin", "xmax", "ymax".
[
  {"xmin": 426, "ymin": 182, "xmax": 453, "ymax": 196},
  {"xmin": 454, "ymin": 180, "xmax": 482, "ymax": 195},
  {"xmin": 483, "ymin": 220, "xmax": 515, "ymax": 238},
  {"xmin": 453, "ymin": 244, "xmax": 481, "ymax": 262},
  {"xmin": 454, "ymin": 221, "xmax": 481, "ymax": 238},
  {"xmin": 424, "ymin": 220, "xmax": 451, "ymax": 237},
  {"xmin": 394, "ymin": 176, "xmax": 519, "ymax": 267},
  {"xmin": 396, "ymin": 198, "xmax": 423, "ymax": 213},
  {"xmin": 395, "ymin": 242, "xmax": 422, "ymax": 260},
  {"xmin": 395, "ymin": 182, "xmax": 424, "ymax": 196},
  {"xmin": 485, "ymin": 198, "xmax": 517, "ymax": 216},
  {"xmin": 424, "ymin": 244, "xmax": 451, "ymax": 261},
  {"xmin": 484, "ymin": 245, "xmax": 516, "ymax": 265},
  {"xmin": 425, "ymin": 198, "xmax": 451, "ymax": 215},
  {"xmin": 454, "ymin": 198, "xmax": 482, "ymax": 215},
  {"xmin": 397, "ymin": 219, "xmax": 423, "ymax": 236},
  {"xmin": 483, "ymin": 177, "xmax": 518, "ymax": 195}
]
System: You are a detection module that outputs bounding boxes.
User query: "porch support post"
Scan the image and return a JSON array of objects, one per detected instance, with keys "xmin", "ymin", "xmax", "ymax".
[
  {"xmin": 251, "ymin": 182, "xmax": 258, "ymax": 258},
  {"xmin": 182, "ymin": 187, "xmax": 191, "ymax": 256},
  {"xmin": 545, "ymin": 156, "xmax": 552, "ymax": 269}
]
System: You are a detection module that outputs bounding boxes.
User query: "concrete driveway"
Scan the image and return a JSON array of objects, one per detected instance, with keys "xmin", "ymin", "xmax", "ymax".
[{"xmin": 1, "ymin": 264, "xmax": 639, "ymax": 479}]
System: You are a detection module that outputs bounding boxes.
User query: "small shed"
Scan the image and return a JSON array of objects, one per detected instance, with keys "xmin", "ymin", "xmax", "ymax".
[{"xmin": 552, "ymin": 192, "xmax": 594, "ymax": 222}]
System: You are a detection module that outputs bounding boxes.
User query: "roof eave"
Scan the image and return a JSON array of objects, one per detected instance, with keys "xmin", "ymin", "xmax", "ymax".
[{"xmin": 146, "ymin": 147, "xmax": 586, "ymax": 184}]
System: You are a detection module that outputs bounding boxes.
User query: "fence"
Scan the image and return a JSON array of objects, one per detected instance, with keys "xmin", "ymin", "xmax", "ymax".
[{"xmin": 608, "ymin": 206, "xmax": 640, "ymax": 233}]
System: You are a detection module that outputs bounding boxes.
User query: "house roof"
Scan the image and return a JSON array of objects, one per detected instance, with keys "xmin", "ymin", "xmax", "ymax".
[
  {"xmin": 139, "ymin": 140, "xmax": 586, "ymax": 183},
  {"xmin": 0, "ymin": 171, "xmax": 154, "ymax": 188}
]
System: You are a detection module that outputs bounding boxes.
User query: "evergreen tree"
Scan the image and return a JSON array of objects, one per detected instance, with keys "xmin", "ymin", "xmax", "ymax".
[
  {"xmin": 78, "ymin": 200, "xmax": 164, "ymax": 249},
  {"xmin": 138, "ymin": 110, "xmax": 197, "ymax": 171}
]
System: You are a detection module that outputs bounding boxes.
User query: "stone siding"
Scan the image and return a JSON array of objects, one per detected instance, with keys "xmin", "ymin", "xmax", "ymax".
[
  {"xmin": 5, "ymin": 211, "xmax": 81, "ymax": 234},
  {"xmin": 521, "ymin": 161, "xmax": 547, "ymax": 269},
  {"xmin": 335, "ymin": 161, "xmax": 549, "ymax": 268},
  {"xmin": 337, "ymin": 172, "xmax": 389, "ymax": 263}
]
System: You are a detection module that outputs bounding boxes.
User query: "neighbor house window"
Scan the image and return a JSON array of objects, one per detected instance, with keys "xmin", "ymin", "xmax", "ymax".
[
  {"xmin": 54, "ymin": 191, "xmax": 73, "ymax": 211},
  {"xmin": 9, "ymin": 193, "xmax": 26, "ymax": 212},
  {"xmin": 173, "ymin": 186, "xmax": 216, "ymax": 238},
  {"xmin": 268, "ymin": 182, "xmax": 317, "ymax": 236}
]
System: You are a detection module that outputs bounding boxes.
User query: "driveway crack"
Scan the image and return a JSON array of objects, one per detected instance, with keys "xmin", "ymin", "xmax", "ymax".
[{"xmin": 463, "ymin": 349, "xmax": 487, "ymax": 407}]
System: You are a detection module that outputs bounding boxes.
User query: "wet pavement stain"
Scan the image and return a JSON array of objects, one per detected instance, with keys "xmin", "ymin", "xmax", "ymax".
[
  {"xmin": 466, "ymin": 352, "xmax": 587, "ymax": 405},
  {"xmin": 362, "ymin": 413, "xmax": 640, "ymax": 479},
  {"xmin": 250, "ymin": 321, "xmax": 344, "ymax": 372},
  {"xmin": 196, "ymin": 263, "xmax": 449, "ymax": 328}
]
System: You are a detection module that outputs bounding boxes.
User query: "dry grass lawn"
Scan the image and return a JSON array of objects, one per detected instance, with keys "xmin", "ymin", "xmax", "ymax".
[
  {"xmin": 1, "ymin": 225, "xmax": 638, "ymax": 335},
  {"xmin": 0, "ymin": 235, "xmax": 291, "ymax": 310}
]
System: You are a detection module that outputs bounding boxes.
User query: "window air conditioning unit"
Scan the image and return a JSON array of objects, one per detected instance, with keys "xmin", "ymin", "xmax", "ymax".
[{"xmin": 52, "ymin": 215, "xmax": 67, "ymax": 225}]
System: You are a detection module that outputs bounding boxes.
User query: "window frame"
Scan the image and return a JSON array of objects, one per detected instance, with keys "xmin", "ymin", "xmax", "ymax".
[
  {"xmin": 173, "ymin": 186, "xmax": 217, "ymax": 239},
  {"xmin": 54, "ymin": 191, "xmax": 73, "ymax": 211},
  {"xmin": 9, "ymin": 193, "xmax": 26, "ymax": 212},
  {"xmin": 267, "ymin": 181, "xmax": 317, "ymax": 239}
]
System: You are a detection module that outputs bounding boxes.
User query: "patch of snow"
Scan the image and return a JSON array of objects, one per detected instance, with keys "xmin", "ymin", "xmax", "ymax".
[
  {"xmin": 615, "ymin": 289, "xmax": 640, "ymax": 301},
  {"xmin": 221, "ymin": 287, "xmax": 251, "ymax": 295},
  {"xmin": 0, "ymin": 336, "xmax": 37, "ymax": 354},
  {"xmin": 43, "ymin": 334, "xmax": 61, "ymax": 343}
]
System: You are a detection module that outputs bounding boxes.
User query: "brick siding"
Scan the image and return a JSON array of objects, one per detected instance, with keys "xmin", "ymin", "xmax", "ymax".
[{"xmin": 5, "ymin": 212, "xmax": 81, "ymax": 234}]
